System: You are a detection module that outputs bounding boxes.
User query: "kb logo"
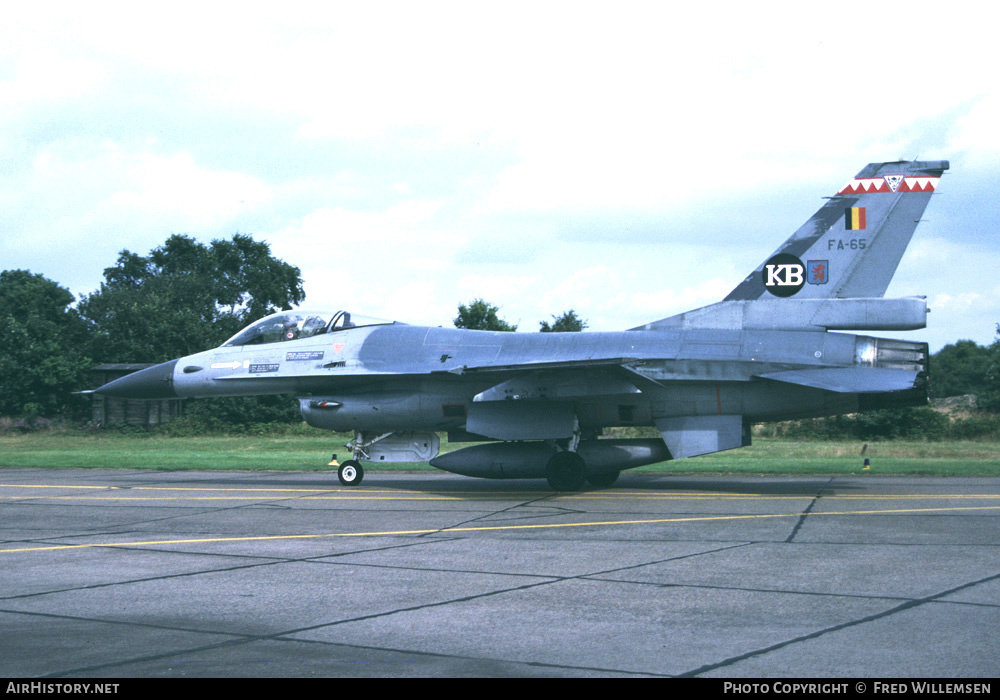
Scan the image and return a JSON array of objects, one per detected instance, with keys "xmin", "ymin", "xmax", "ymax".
[{"xmin": 762, "ymin": 253, "xmax": 805, "ymax": 297}]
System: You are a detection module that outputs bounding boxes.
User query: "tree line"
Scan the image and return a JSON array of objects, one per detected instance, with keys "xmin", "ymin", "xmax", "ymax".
[
  {"xmin": 454, "ymin": 298, "xmax": 587, "ymax": 333},
  {"xmin": 3, "ymin": 231, "xmax": 999, "ymax": 429},
  {"xmin": 2, "ymin": 234, "xmax": 304, "ymax": 419},
  {"xmin": 0, "ymin": 234, "xmax": 590, "ymax": 421}
]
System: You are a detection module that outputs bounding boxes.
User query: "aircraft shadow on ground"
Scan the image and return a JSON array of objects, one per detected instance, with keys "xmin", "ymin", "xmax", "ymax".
[{"xmin": 203, "ymin": 472, "xmax": 864, "ymax": 498}]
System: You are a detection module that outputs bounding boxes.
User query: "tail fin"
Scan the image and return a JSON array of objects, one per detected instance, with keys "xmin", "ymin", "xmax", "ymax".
[{"xmin": 725, "ymin": 160, "xmax": 949, "ymax": 301}]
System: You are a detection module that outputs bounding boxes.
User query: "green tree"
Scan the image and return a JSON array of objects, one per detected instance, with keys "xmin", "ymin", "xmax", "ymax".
[
  {"xmin": 539, "ymin": 309, "xmax": 588, "ymax": 332},
  {"xmin": 79, "ymin": 233, "xmax": 304, "ymax": 363},
  {"xmin": 979, "ymin": 327, "xmax": 1000, "ymax": 413},
  {"xmin": 454, "ymin": 299, "xmax": 517, "ymax": 331},
  {"xmin": 78, "ymin": 234, "xmax": 305, "ymax": 427},
  {"xmin": 930, "ymin": 340, "xmax": 993, "ymax": 399},
  {"xmin": 0, "ymin": 270, "xmax": 92, "ymax": 417}
]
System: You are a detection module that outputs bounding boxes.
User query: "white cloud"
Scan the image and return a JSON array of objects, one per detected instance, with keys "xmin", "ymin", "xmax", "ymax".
[
  {"xmin": 947, "ymin": 93, "xmax": 1000, "ymax": 166},
  {"xmin": 930, "ymin": 291, "xmax": 985, "ymax": 311},
  {"xmin": 269, "ymin": 199, "xmax": 467, "ymax": 322},
  {"xmin": 0, "ymin": 48, "xmax": 104, "ymax": 107},
  {"xmin": 100, "ymin": 151, "xmax": 272, "ymax": 225},
  {"xmin": 20, "ymin": 143, "xmax": 272, "ymax": 240},
  {"xmin": 0, "ymin": 1, "xmax": 996, "ymax": 355},
  {"xmin": 455, "ymin": 273, "xmax": 545, "ymax": 323}
]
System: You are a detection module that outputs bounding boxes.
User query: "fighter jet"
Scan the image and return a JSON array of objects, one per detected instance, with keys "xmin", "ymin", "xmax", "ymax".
[{"xmin": 95, "ymin": 160, "xmax": 949, "ymax": 489}]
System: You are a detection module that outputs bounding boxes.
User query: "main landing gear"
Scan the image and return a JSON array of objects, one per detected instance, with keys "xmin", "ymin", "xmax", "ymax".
[
  {"xmin": 543, "ymin": 419, "xmax": 619, "ymax": 491},
  {"xmin": 544, "ymin": 451, "xmax": 621, "ymax": 490},
  {"xmin": 545, "ymin": 451, "xmax": 585, "ymax": 491}
]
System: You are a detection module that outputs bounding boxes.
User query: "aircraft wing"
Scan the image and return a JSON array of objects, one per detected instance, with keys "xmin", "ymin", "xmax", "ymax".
[{"xmin": 442, "ymin": 355, "xmax": 925, "ymax": 394}]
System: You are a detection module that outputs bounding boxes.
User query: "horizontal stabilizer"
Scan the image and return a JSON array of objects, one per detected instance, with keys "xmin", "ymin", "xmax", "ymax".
[
  {"xmin": 758, "ymin": 367, "xmax": 921, "ymax": 393},
  {"xmin": 636, "ymin": 297, "xmax": 927, "ymax": 332}
]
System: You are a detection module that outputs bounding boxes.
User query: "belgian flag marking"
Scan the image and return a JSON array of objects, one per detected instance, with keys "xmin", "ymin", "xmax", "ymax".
[{"xmin": 845, "ymin": 207, "xmax": 866, "ymax": 230}]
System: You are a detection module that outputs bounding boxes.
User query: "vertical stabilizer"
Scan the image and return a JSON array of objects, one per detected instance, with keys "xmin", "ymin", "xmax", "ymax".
[{"xmin": 725, "ymin": 160, "xmax": 948, "ymax": 301}]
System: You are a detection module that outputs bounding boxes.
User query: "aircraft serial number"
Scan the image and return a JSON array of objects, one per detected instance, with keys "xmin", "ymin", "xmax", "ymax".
[{"xmin": 827, "ymin": 238, "xmax": 867, "ymax": 250}]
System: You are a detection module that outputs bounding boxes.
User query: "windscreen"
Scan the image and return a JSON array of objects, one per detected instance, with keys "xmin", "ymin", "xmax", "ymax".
[{"xmin": 222, "ymin": 310, "xmax": 393, "ymax": 346}]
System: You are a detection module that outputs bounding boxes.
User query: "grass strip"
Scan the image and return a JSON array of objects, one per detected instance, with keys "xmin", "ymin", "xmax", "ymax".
[{"xmin": 2, "ymin": 432, "xmax": 1000, "ymax": 476}]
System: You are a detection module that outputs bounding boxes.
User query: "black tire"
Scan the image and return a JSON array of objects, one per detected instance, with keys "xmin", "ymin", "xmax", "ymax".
[
  {"xmin": 546, "ymin": 451, "xmax": 586, "ymax": 491},
  {"xmin": 338, "ymin": 460, "xmax": 364, "ymax": 486},
  {"xmin": 586, "ymin": 470, "xmax": 620, "ymax": 488}
]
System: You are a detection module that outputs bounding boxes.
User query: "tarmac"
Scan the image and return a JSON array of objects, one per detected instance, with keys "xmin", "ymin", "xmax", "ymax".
[{"xmin": 1, "ymin": 468, "xmax": 998, "ymax": 678}]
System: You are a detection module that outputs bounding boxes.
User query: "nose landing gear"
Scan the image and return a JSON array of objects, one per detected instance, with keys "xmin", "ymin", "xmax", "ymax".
[{"xmin": 337, "ymin": 460, "xmax": 364, "ymax": 486}]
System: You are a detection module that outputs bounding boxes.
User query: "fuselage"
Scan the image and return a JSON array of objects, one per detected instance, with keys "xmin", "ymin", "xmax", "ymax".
[{"xmin": 101, "ymin": 321, "xmax": 922, "ymax": 436}]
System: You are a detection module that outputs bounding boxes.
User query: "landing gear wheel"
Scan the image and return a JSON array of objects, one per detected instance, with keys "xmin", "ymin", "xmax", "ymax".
[
  {"xmin": 586, "ymin": 470, "xmax": 620, "ymax": 488},
  {"xmin": 546, "ymin": 451, "xmax": 586, "ymax": 491},
  {"xmin": 338, "ymin": 460, "xmax": 364, "ymax": 486}
]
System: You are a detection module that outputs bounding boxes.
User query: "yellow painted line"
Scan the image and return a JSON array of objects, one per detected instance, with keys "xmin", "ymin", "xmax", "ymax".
[
  {"xmin": 2, "ymin": 505, "xmax": 998, "ymax": 554},
  {"xmin": 4, "ymin": 483, "xmax": 1000, "ymax": 501},
  {"xmin": 567, "ymin": 494, "xmax": 1000, "ymax": 501},
  {"xmin": 0, "ymin": 484, "xmax": 419, "ymax": 494},
  {"xmin": 2, "ymin": 496, "xmax": 461, "ymax": 502},
  {"xmin": 0, "ymin": 483, "xmax": 122, "ymax": 490},
  {"xmin": 824, "ymin": 494, "xmax": 1000, "ymax": 500},
  {"xmin": 3, "ymin": 494, "xmax": 1000, "ymax": 503},
  {"xmin": 4, "ymin": 490, "xmax": 1000, "ymax": 503}
]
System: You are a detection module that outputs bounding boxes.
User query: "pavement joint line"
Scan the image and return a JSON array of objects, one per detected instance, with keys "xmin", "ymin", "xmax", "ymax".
[
  {"xmin": 785, "ymin": 477, "xmax": 833, "ymax": 543},
  {"xmin": 415, "ymin": 493, "xmax": 557, "ymax": 538},
  {"xmin": 677, "ymin": 570, "xmax": 1000, "ymax": 678},
  {"xmin": 3, "ymin": 504, "xmax": 999, "ymax": 554},
  {"xmin": 0, "ymin": 537, "xmax": 462, "ymax": 602},
  {"xmin": 30, "ymin": 535, "xmax": 759, "ymax": 676},
  {"xmin": 28, "ymin": 575, "xmax": 566, "ymax": 678}
]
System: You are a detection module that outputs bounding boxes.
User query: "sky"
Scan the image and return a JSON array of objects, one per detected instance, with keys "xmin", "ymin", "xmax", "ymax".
[{"xmin": 2, "ymin": 2, "xmax": 998, "ymax": 352}]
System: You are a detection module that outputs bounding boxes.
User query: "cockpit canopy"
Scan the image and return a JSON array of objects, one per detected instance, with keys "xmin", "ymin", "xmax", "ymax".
[{"xmin": 222, "ymin": 310, "xmax": 392, "ymax": 347}]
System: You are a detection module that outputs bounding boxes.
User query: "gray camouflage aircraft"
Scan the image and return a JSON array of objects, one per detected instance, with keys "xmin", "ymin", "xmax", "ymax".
[{"xmin": 95, "ymin": 159, "xmax": 949, "ymax": 489}]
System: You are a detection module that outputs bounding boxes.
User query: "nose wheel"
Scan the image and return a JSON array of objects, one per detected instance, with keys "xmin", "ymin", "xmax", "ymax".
[{"xmin": 338, "ymin": 460, "xmax": 364, "ymax": 486}]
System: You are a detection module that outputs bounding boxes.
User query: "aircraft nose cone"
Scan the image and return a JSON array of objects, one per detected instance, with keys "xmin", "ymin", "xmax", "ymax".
[{"xmin": 95, "ymin": 360, "xmax": 179, "ymax": 399}]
